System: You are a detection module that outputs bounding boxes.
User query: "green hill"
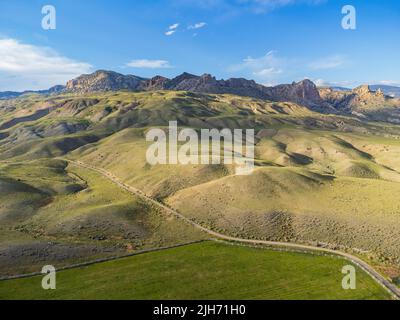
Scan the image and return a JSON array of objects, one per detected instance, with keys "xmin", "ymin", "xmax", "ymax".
[{"xmin": 1, "ymin": 90, "xmax": 400, "ymax": 294}]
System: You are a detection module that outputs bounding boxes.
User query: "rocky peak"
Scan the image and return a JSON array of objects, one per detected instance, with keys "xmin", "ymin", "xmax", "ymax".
[
  {"xmin": 351, "ymin": 84, "xmax": 386, "ymax": 101},
  {"xmin": 199, "ymin": 74, "xmax": 218, "ymax": 85},
  {"xmin": 141, "ymin": 75, "xmax": 170, "ymax": 90},
  {"xmin": 180, "ymin": 72, "xmax": 198, "ymax": 79},
  {"xmin": 268, "ymin": 79, "xmax": 323, "ymax": 108},
  {"xmin": 352, "ymin": 85, "xmax": 372, "ymax": 96},
  {"xmin": 65, "ymin": 70, "xmax": 145, "ymax": 93},
  {"xmin": 294, "ymin": 79, "xmax": 320, "ymax": 99},
  {"xmin": 224, "ymin": 78, "xmax": 257, "ymax": 88},
  {"xmin": 167, "ymin": 72, "xmax": 199, "ymax": 88},
  {"xmin": 297, "ymin": 79, "xmax": 316, "ymax": 88},
  {"xmin": 375, "ymin": 88, "xmax": 384, "ymax": 98}
]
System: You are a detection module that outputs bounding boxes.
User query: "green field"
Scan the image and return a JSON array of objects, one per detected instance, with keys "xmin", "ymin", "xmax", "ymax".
[{"xmin": 0, "ymin": 241, "xmax": 391, "ymax": 300}]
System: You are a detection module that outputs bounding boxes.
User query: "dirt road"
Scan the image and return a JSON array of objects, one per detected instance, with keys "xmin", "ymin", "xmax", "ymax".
[{"xmin": 67, "ymin": 159, "xmax": 400, "ymax": 300}]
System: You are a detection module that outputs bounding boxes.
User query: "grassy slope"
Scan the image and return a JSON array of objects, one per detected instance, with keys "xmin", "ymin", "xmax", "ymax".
[
  {"xmin": 1, "ymin": 91, "xmax": 400, "ymax": 284},
  {"xmin": 67, "ymin": 121, "xmax": 400, "ymax": 267},
  {"xmin": 0, "ymin": 241, "xmax": 391, "ymax": 300},
  {"xmin": 0, "ymin": 160, "xmax": 205, "ymax": 276},
  {"xmin": 23, "ymin": 163, "xmax": 205, "ymax": 248},
  {"xmin": 68, "ymin": 127, "xmax": 235, "ymax": 200},
  {"xmin": 167, "ymin": 166, "xmax": 400, "ymax": 263}
]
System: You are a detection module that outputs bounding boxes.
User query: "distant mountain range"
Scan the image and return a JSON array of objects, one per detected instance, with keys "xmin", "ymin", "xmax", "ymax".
[
  {"xmin": 0, "ymin": 70, "xmax": 329, "ymax": 110},
  {"xmin": 325, "ymin": 85, "xmax": 400, "ymax": 98},
  {"xmin": 63, "ymin": 70, "xmax": 328, "ymax": 110},
  {"xmin": 0, "ymin": 85, "xmax": 65, "ymax": 100},
  {"xmin": 1, "ymin": 70, "xmax": 400, "ymax": 119},
  {"xmin": 370, "ymin": 85, "xmax": 400, "ymax": 98}
]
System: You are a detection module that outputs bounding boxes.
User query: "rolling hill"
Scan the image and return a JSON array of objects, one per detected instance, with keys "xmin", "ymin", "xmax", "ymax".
[{"xmin": 1, "ymin": 72, "xmax": 400, "ymax": 298}]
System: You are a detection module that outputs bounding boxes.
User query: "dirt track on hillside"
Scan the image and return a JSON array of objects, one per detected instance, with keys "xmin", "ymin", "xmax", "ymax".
[{"xmin": 66, "ymin": 159, "xmax": 400, "ymax": 300}]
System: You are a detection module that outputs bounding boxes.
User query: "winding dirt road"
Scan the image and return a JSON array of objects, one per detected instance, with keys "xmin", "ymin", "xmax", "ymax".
[{"xmin": 67, "ymin": 159, "xmax": 400, "ymax": 300}]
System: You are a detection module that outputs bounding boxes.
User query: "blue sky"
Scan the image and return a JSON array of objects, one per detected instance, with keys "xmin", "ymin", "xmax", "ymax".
[{"xmin": 0, "ymin": 0, "xmax": 399, "ymax": 91}]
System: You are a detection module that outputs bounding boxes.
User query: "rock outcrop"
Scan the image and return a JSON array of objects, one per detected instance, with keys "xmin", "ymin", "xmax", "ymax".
[
  {"xmin": 265, "ymin": 79, "xmax": 332, "ymax": 112},
  {"xmin": 65, "ymin": 70, "xmax": 145, "ymax": 93},
  {"xmin": 62, "ymin": 71, "xmax": 328, "ymax": 110}
]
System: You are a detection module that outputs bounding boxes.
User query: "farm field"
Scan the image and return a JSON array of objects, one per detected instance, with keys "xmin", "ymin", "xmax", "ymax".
[{"xmin": 0, "ymin": 241, "xmax": 392, "ymax": 300}]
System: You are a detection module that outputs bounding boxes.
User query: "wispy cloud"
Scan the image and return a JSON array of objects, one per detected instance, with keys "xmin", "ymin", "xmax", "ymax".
[
  {"xmin": 173, "ymin": 0, "xmax": 326, "ymax": 14},
  {"xmin": 246, "ymin": 0, "xmax": 327, "ymax": 13},
  {"xmin": 172, "ymin": 0, "xmax": 224, "ymax": 9},
  {"xmin": 188, "ymin": 22, "xmax": 207, "ymax": 29},
  {"xmin": 165, "ymin": 23, "xmax": 180, "ymax": 36},
  {"xmin": 313, "ymin": 79, "xmax": 357, "ymax": 88},
  {"xmin": 313, "ymin": 78, "xmax": 400, "ymax": 89},
  {"xmin": 229, "ymin": 50, "xmax": 352, "ymax": 86},
  {"xmin": 378, "ymin": 80, "xmax": 400, "ymax": 87},
  {"xmin": 0, "ymin": 38, "xmax": 92, "ymax": 91},
  {"xmin": 126, "ymin": 59, "xmax": 172, "ymax": 69},
  {"xmin": 169, "ymin": 23, "xmax": 180, "ymax": 30},
  {"xmin": 253, "ymin": 67, "xmax": 283, "ymax": 76},
  {"xmin": 309, "ymin": 55, "xmax": 347, "ymax": 70},
  {"xmin": 229, "ymin": 50, "xmax": 286, "ymax": 83}
]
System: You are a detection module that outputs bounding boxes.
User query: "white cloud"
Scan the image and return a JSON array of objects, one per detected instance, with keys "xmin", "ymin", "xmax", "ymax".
[
  {"xmin": 0, "ymin": 38, "xmax": 92, "ymax": 91},
  {"xmin": 242, "ymin": 0, "xmax": 326, "ymax": 13},
  {"xmin": 169, "ymin": 23, "xmax": 180, "ymax": 30},
  {"xmin": 172, "ymin": 0, "xmax": 224, "ymax": 9},
  {"xmin": 378, "ymin": 80, "xmax": 400, "ymax": 87},
  {"xmin": 313, "ymin": 78, "xmax": 356, "ymax": 88},
  {"xmin": 188, "ymin": 22, "xmax": 207, "ymax": 29},
  {"xmin": 314, "ymin": 79, "xmax": 329, "ymax": 87},
  {"xmin": 229, "ymin": 50, "xmax": 286, "ymax": 82},
  {"xmin": 253, "ymin": 67, "xmax": 283, "ymax": 76},
  {"xmin": 126, "ymin": 59, "xmax": 172, "ymax": 69},
  {"xmin": 165, "ymin": 30, "xmax": 176, "ymax": 36},
  {"xmin": 174, "ymin": 0, "xmax": 325, "ymax": 13},
  {"xmin": 165, "ymin": 23, "xmax": 180, "ymax": 36},
  {"xmin": 229, "ymin": 50, "xmax": 351, "ymax": 85},
  {"xmin": 309, "ymin": 55, "xmax": 347, "ymax": 70}
]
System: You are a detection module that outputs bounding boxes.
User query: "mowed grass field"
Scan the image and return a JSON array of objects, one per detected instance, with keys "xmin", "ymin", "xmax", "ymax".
[{"xmin": 0, "ymin": 241, "xmax": 391, "ymax": 300}]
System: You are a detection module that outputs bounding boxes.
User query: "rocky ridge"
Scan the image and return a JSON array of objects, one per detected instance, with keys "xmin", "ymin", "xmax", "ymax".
[{"xmin": 2, "ymin": 70, "xmax": 400, "ymax": 119}]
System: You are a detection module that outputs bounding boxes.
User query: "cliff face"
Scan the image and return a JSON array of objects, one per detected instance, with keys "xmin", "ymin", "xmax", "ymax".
[
  {"xmin": 65, "ymin": 70, "xmax": 145, "ymax": 93},
  {"xmin": 264, "ymin": 79, "xmax": 334, "ymax": 112},
  {"xmin": 65, "ymin": 71, "xmax": 326, "ymax": 110},
  {"xmin": 19, "ymin": 69, "xmax": 399, "ymax": 120},
  {"xmin": 139, "ymin": 76, "xmax": 169, "ymax": 90},
  {"xmin": 319, "ymin": 84, "xmax": 395, "ymax": 113},
  {"xmin": 143, "ymin": 74, "xmax": 328, "ymax": 110},
  {"xmin": 164, "ymin": 73, "xmax": 270, "ymax": 100}
]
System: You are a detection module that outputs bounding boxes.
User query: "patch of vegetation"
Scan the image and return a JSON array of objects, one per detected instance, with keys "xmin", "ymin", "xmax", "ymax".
[
  {"xmin": 0, "ymin": 161, "xmax": 205, "ymax": 276},
  {"xmin": 0, "ymin": 241, "xmax": 391, "ymax": 300},
  {"xmin": 2, "ymin": 90, "xmax": 400, "ymax": 285}
]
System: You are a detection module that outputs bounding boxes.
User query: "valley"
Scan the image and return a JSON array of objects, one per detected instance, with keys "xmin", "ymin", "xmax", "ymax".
[{"xmin": 1, "ymin": 71, "xmax": 400, "ymax": 299}]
